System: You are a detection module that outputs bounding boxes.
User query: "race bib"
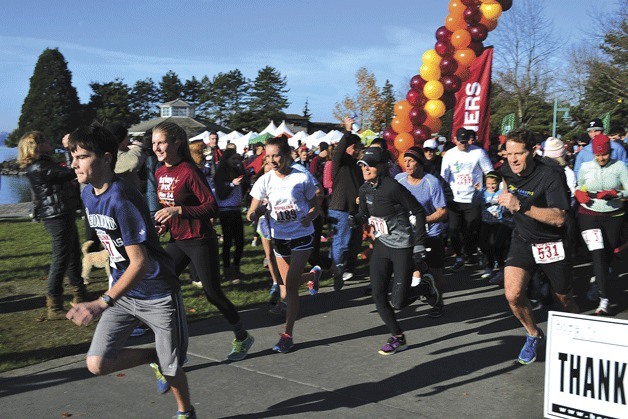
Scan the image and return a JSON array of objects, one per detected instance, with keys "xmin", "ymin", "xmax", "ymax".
[
  {"xmin": 273, "ymin": 204, "xmax": 298, "ymax": 222},
  {"xmin": 96, "ymin": 231, "xmax": 125, "ymax": 265},
  {"xmin": 368, "ymin": 216, "xmax": 389, "ymax": 236},
  {"xmin": 454, "ymin": 173, "xmax": 472, "ymax": 186},
  {"xmin": 531, "ymin": 241, "xmax": 565, "ymax": 264},
  {"xmin": 581, "ymin": 228, "xmax": 604, "ymax": 251}
]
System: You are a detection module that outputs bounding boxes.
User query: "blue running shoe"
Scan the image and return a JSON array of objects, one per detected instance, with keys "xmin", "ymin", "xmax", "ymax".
[
  {"xmin": 269, "ymin": 283, "xmax": 280, "ymax": 304},
  {"xmin": 130, "ymin": 326, "xmax": 147, "ymax": 337},
  {"xmin": 176, "ymin": 407, "xmax": 197, "ymax": 419},
  {"xmin": 307, "ymin": 265, "xmax": 322, "ymax": 295},
  {"xmin": 378, "ymin": 335, "xmax": 408, "ymax": 355},
  {"xmin": 227, "ymin": 333, "xmax": 255, "ymax": 361},
  {"xmin": 518, "ymin": 329, "xmax": 544, "ymax": 365},
  {"xmin": 272, "ymin": 333, "xmax": 295, "ymax": 353},
  {"xmin": 149, "ymin": 362, "xmax": 170, "ymax": 394}
]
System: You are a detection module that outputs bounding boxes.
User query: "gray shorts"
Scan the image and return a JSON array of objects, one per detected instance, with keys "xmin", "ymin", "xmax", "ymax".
[{"xmin": 87, "ymin": 291, "xmax": 188, "ymax": 376}]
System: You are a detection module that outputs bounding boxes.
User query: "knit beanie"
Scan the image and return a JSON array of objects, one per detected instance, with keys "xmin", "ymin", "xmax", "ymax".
[{"xmin": 592, "ymin": 134, "xmax": 610, "ymax": 155}]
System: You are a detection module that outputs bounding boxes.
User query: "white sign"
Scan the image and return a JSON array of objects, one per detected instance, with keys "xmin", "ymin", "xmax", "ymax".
[{"xmin": 545, "ymin": 312, "xmax": 628, "ymax": 419}]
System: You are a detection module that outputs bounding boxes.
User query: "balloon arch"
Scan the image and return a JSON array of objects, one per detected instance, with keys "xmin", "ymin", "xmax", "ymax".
[{"xmin": 381, "ymin": 0, "xmax": 513, "ymax": 167}]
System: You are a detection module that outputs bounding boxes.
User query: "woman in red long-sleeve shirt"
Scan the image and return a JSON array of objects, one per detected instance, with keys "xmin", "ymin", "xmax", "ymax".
[{"xmin": 152, "ymin": 122, "xmax": 253, "ymax": 362}]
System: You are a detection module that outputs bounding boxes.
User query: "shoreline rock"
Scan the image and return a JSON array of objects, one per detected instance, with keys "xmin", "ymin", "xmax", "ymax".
[{"xmin": 0, "ymin": 159, "xmax": 25, "ymax": 176}]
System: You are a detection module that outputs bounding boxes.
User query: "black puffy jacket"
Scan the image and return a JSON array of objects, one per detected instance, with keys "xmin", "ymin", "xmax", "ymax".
[{"xmin": 25, "ymin": 156, "xmax": 81, "ymax": 220}]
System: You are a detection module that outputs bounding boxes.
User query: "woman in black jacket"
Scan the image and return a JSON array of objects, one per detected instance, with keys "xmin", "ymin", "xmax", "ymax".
[{"xmin": 18, "ymin": 131, "xmax": 87, "ymax": 320}]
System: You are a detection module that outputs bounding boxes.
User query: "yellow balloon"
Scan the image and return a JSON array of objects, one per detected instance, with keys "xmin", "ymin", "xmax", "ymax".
[
  {"xmin": 422, "ymin": 49, "xmax": 442, "ymax": 66},
  {"xmin": 423, "ymin": 80, "xmax": 444, "ymax": 100},
  {"xmin": 420, "ymin": 63, "xmax": 441, "ymax": 81},
  {"xmin": 480, "ymin": 2, "xmax": 503, "ymax": 21},
  {"xmin": 424, "ymin": 100, "xmax": 446, "ymax": 119}
]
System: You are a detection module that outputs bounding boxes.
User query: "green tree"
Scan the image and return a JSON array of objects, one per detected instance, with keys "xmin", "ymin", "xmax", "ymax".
[
  {"xmin": 131, "ymin": 78, "xmax": 159, "ymax": 121},
  {"xmin": 303, "ymin": 98, "xmax": 312, "ymax": 119},
  {"xmin": 333, "ymin": 67, "xmax": 382, "ymax": 131},
  {"xmin": 374, "ymin": 79, "xmax": 396, "ymax": 132},
  {"xmin": 243, "ymin": 66, "xmax": 289, "ymax": 131},
  {"xmin": 182, "ymin": 76, "xmax": 202, "ymax": 105},
  {"xmin": 86, "ymin": 78, "xmax": 137, "ymax": 126},
  {"xmin": 7, "ymin": 48, "xmax": 82, "ymax": 147},
  {"xmin": 159, "ymin": 70, "xmax": 183, "ymax": 102},
  {"xmin": 206, "ymin": 69, "xmax": 250, "ymax": 128}
]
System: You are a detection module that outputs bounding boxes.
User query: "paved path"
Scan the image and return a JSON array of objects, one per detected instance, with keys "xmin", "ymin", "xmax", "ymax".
[
  {"xmin": 0, "ymin": 202, "xmax": 32, "ymax": 219},
  {"xmin": 1, "ymin": 257, "xmax": 626, "ymax": 418}
]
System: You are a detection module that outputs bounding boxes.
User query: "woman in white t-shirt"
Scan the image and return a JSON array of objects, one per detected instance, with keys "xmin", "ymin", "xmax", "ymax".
[{"xmin": 247, "ymin": 137, "xmax": 321, "ymax": 353}]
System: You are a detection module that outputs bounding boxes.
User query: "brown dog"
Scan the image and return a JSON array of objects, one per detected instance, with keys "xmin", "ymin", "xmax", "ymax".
[{"xmin": 81, "ymin": 240, "xmax": 111, "ymax": 284}]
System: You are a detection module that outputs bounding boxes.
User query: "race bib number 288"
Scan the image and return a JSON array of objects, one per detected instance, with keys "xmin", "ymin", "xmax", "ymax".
[{"xmin": 531, "ymin": 241, "xmax": 565, "ymax": 264}]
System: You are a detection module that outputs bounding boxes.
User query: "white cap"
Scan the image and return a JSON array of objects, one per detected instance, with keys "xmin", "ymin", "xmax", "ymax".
[{"xmin": 423, "ymin": 139, "xmax": 438, "ymax": 150}]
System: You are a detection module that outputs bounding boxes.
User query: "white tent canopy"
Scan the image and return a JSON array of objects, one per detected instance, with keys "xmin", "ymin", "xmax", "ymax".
[
  {"xmin": 273, "ymin": 120, "xmax": 294, "ymax": 137},
  {"xmin": 188, "ymin": 130, "xmax": 209, "ymax": 142},
  {"xmin": 230, "ymin": 132, "xmax": 258, "ymax": 153},
  {"xmin": 303, "ymin": 130, "xmax": 326, "ymax": 148},
  {"xmin": 288, "ymin": 130, "xmax": 308, "ymax": 148},
  {"xmin": 219, "ymin": 130, "xmax": 242, "ymax": 150},
  {"xmin": 260, "ymin": 121, "xmax": 278, "ymax": 135},
  {"xmin": 321, "ymin": 130, "xmax": 344, "ymax": 144}
]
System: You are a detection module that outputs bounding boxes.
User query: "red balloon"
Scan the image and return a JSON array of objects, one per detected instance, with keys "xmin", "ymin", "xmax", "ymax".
[
  {"xmin": 383, "ymin": 126, "xmax": 397, "ymax": 142},
  {"xmin": 409, "ymin": 107, "xmax": 427, "ymax": 126},
  {"xmin": 439, "ymin": 55, "xmax": 459, "ymax": 76},
  {"xmin": 410, "ymin": 75, "xmax": 427, "ymax": 92},
  {"xmin": 441, "ymin": 75, "xmax": 462, "ymax": 93},
  {"xmin": 461, "ymin": 0, "xmax": 478, "ymax": 5},
  {"xmin": 469, "ymin": 40, "xmax": 485, "ymax": 57},
  {"xmin": 411, "ymin": 125, "xmax": 432, "ymax": 142},
  {"xmin": 435, "ymin": 40, "xmax": 455, "ymax": 57},
  {"xmin": 497, "ymin": 0, "xmax": 512, "ymax": 11},
  {"xmin": 468, "ymin": 24, "xmax": 488, "ymax": 42},
  {"xmin": 463, "ymin": 7, "xmax": 482, "ymax": 24},
  {"xmin": 435, "ymin": 25, "xmax": 453, "ymax": 41},
  {"xmin": 441, "ymin": 92, "xmax": 456, "ymax": 110},
  {"xmin": 406, "ymin": 89, "xmax": 428, "ymax": 107}
]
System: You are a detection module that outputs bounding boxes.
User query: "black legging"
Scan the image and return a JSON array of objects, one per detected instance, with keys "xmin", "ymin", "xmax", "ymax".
[
  {"xmin": 577, "ymin": 213, "xmax": 623, "ymax": 299},
  {"xmin": 448, "ymin": 201, "xmax": 481, "ymax": 258},
  {"xmin": 478, "ymin": 222, "xmax": 512, "ymax": 268},
  {"xmin": 219, "ymin": 210, "xmax": 244, "ymax": 269},
  {"xmin": 166, "ymin": 236, "xmax": 241, "ymax": 325},
  {"xmin": 370, "ymin": 240, "xmax": 413, "ymax": 336}
]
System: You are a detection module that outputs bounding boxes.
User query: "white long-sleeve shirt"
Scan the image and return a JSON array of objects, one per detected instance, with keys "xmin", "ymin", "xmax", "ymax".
[{"xmin": 441, "ymin": 145, "xmax": 493, "ymax": 203}]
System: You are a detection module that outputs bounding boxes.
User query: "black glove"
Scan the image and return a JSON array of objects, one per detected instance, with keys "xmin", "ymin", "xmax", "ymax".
[{"xmin": 413, "ymin": 252, "xmax": 428, "ymax": 273}]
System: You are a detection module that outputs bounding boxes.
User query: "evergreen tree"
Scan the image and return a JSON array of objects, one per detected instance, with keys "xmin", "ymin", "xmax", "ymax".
[
  {"xmin": 86, "ymin": 79, "xmax": 137, "ymax": 127},
  {"xmin": 131, "ymin": 78, "xmax": 159, "ymax": 121},
  {"xmin": 182, "ymin": 76, "xmax": 202, "ymax": 105},
  {"xmin": 196, "ymin": 75, "xmax": 213, "ymax": 118},
  {"xmin": 159, "ymin": 70, "xmax": 183, "ymax": 102},
  {"xmin": 206, "ymin": 69, "xmax": 250, "ymax": 127},
  {"xmin": 302, "ymin": 98, "xmax": 312, "ymax": 119},
  {"xmin": 7, "ymin": 48, "xmax": 82, "ymax": 147},
  {"xmin": 245, "ymin": 66, "xmax": 289, "ymax": 131},
  {"xmin": 374, "ymin": 80, "xmax": 396, "ymax": 132}
]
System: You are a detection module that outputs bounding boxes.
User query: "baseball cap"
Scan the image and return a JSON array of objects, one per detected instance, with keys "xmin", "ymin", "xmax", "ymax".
[
  {"xmin": 456, "ymin": 128, "xmax": 476, "ymax": 143},
  {"xmin": 587, "ymin": 119, "xmax": 604, "ymax": 132},
  {"xmin": 357, "ymin": 147, "xmax": 386, "ymax": 167},
  {"xmin": 423, "ymin": 139, "xmax": 438, "ymax": 150}
]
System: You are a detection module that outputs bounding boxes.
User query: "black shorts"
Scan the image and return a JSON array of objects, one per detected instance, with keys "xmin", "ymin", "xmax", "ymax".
[
  {"xmin": 425, "ymin": 236, "xmax": 445, "ymax": 269},
  {"xmin": 505, "ymin": 233, "xmax": 573, "ymax": 295},
  {"xmin": 273, "ymin": 234, "xmax": 314, "ymax": 258}
]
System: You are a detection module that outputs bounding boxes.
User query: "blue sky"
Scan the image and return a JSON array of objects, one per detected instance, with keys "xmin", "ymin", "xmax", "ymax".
[{"xmin": 0, "ymin": 0, "xmax": 617, "ymax": 133}]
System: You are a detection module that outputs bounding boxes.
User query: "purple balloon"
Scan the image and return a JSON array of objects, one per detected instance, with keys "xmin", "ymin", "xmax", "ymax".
[
  {"xmin": 441, "ymin": 75, "xmax": 462, "ymax": 93},
  {"xmin": 409, "ymin": 107, "xmax": 427, "ymax": 126},
  {"xmin": 435, "ymin": 25, "xmax": 453, "ymax": 41},
  {"xmin": 435, "ymin": 40, "xmax": 455, "ymax": 57},
  {"xmin": 410, "ymin": 75, "xmax": 427, "ymax": 92},
  {"xmin": 461, "ymin": 0, "xmax": 478, "ymax": 5},
  {"xmin": 411, "ymin": 125, "xmax": 432, "ymax": 142},
  {"xmin": 498, "ymin": 0, "xmax": 512, "ymax": 11},
  {"xmin": 383, "ymin": 126, "xmax": 397, "ymax": 142},
  {"xmin": 439, "ymin": 55, "xmax": 459, "ymax": 76},
  {"xmin": 468, "ymin": 24, "xmax": 488, "ymax": 42},
  {"xmin": 469, "ymin": 41, "xmax": 485, "ymax": 57},
  {"xmin": 463, "ymin": 7, "xmax": 482, "ymax": 24},
  {"xmin": 441, "ymin": 93, "xmax": 457, "ymax": 110},
  {"xmin": 406, "ymin": 89, "xmax": 428, "ymax": 107}
]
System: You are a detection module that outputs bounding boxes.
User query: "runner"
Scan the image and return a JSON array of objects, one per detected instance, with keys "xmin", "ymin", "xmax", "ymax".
[
  {"xmin": 65, "ymin": 124, "xmax": 196, "ymax": 419},
  {"xmin": 353, "ymin": 147, "xmax": 434, "ymax": 355},
  {"xmin": 497, "ymin": 129, "xmax": 579, "ymax": 365},
  {"xmin": 152, "ymin": 121, "xmax": 254, "ymax": 362},
  {"xmin": 247, "ymin": 136, "xmax": 321, "ymax": 353}
]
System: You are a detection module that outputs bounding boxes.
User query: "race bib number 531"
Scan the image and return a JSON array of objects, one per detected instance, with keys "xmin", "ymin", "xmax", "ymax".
[{"xmin": 531, "ymin": 241, "xmax": 565, "ymax": 264}]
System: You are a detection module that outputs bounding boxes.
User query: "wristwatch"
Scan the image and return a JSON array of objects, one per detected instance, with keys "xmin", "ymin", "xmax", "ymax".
[{"xmin": 101, "ymin": 294, "xmax": 114, "ymax": 307}]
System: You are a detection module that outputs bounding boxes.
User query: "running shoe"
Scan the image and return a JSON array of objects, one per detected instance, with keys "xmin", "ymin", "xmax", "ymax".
[
  {"xmin": 332, "ymin": 264, "xmax": 344, "ymax": 291},
  {"xmin": 307, "ymin": 265, "xmax": 322, "ymax": 295},
  {"xmin": 480, "ymin": 267, "xmax": 493, "ymax": 279},
  {"xmin": 420, "ymin": 273, "xmax": 440, "ymax": 307},
  {"xmin": 450, "ymin": 259, "xmax": 465, "ymax": 272},
  {"xmin": 342, "ymin": 271, "xmax": 354, "ymax": 281},
  {"xmin": 269, "ymin": 283, "xmax": 280, "ymax": 304},
  {"xmin": 378, "ymin": 335, "xmax": 408, "ymax": 355},
  {"xmin": 427, "ymin": 302, "xmax": 444, "ymax": 318},
  {"xmin": 595, "ymin": 298, "xmax": 610, "ymax": 316},
  {"xmin": 149, "ymin": 362, "xmax": 170, "ymax": 394},
  {"xmin": 251, "ymin": 237, "xmax": 258, "ymax": 247},
  {"xmin": 176, "ymin": 408, "xmax": 197, "ymax": 419},
  {"xmin": 517, "ymin": 329, "xmax": 544, "ymax": 365},
  {"xmin": 192, "ymin": 280, "xmax": 203, "ymax": 289},
  {"xmin": 227, "ymin": 333, "xmax": 255, "ymax": 361},
  {"xmin": 130, "ymin": 326, "xmax": 147, "ymax": 337},
  {"xmin": 269, "ymin": 301, "xmax": 287, "ymax": 316},
  {"xmin": 488, "ymin": 270, "xmax": 504, "ymax": 286},
  {"xmin": 272, "ymin": 333, "xmax": 295, "ymax": 353}
]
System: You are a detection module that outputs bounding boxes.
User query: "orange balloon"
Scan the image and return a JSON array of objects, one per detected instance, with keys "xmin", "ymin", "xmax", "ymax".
[
  {"xmin": 394, "ymin": 132, "xmax": 415, "ymax": 153},
  {"xmin": 420, "ymin": 63, "xmax": 441, "ymax": 81},
  {"xmin": 445, "ymin": 14, "xmax": 466, "ymax": 32},
  {"xmin": 422, "ymin": 49, "xmax": 442, "ymax": 66},
  {"xmin": 480, "ymin": 15, "xmax": 499, "ymax": 31},
  {"xmin": 448, "ymin": 0, "xmax": 465, "ymax": 16},
  {"xmin": 394, "ymin": 100, "xmax": 412, "ymax": 119},
  {"xmin": 423, "ymin": 80, "xmax": 444, "ymax": 100},
  {"xmin": 392, "ymin": 116, "xmax": 413, "ymax": 134},
  {"xmin": 451, "ymin": 29, "xmax": 472, "ymax": 50},
  {"xmin": 454, "ymin": 48, "xmax": 476, "ymax": 68},
  {"xmin": 398, "ymin": 154, "xmax": 407, "ymax": 170},
  {"xmin": 424, "ymin": 116, "xmax": 443, "ymax": 133},
  {"xmin": 480, "ymin": 2, "xmax": 503, "ymax": 20},
  {"xmin": 456, "ymin": 67, "xmax": 472, "ymax": 81},
  {"xmin": 425, "ymin": 100, "xmax": 446, "ymax": 119}
]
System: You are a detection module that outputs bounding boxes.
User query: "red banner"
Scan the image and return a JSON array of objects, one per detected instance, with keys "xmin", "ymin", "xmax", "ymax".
[{"xmin": 452, "ymin": 47, "xmax": 493, "ymax": 150}]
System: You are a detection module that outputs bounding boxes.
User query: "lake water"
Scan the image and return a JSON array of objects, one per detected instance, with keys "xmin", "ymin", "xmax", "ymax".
[{"xmin": 0, "ymin": 146, "xmax": 32, "ymax": 204}]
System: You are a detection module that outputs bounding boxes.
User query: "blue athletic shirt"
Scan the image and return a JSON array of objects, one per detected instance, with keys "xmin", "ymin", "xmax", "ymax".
[
  {"xmin": 82, "ymin": 176, "xmax": 177, "ymax": 299},
  {"xmin": 395, "ymin": 172, "xmax": 446, "ymax": 237}
]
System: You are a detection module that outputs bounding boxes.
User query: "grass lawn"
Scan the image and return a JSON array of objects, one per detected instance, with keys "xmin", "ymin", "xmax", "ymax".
[{"xmin": 0, "ymin": 217, "xmax": 334, "ymax": 373}]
